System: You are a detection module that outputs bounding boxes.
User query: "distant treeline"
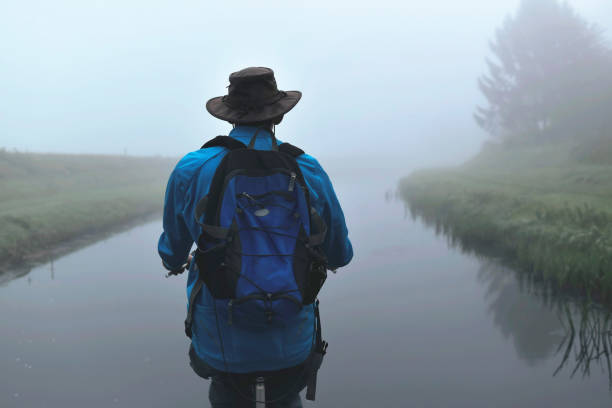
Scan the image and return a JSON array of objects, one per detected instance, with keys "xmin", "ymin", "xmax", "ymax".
[
  {"xmin": 475, "ymin": 0, "xmax": 612, "ymax": 147},
  {"xmin": 0, "ymin": 150, "xmax": 176, "ymax": 269},
  {"xmin": 400, "ymin": 0, "xmax": 612, "ymax": 303}
]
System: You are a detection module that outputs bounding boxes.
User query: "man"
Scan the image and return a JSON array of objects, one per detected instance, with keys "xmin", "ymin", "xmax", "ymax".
[{"xmin": 158, "ymin": 67, "xmax": 352, "ymax": 407}]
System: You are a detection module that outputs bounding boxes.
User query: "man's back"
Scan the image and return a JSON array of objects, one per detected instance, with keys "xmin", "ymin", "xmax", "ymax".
[
  {"xmin": 158, "ymin": 125, "xmax": 352, "ymax": 373},
  {"xmin": 159, "ymin": 67, "xmax": 352, "ymax": 407}
]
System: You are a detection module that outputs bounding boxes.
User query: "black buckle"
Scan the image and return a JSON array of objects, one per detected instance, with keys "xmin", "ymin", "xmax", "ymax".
[
  {"xmin": 320, "ymin": 340, "xmax": 328, "ymax": 355},
  {"xmin": 165, "ymin": 262, "xmax": 188, "ymax": 278},
  {"xmin": 184, "ymin": 318, "xmax": 193, "ymax": 339}
]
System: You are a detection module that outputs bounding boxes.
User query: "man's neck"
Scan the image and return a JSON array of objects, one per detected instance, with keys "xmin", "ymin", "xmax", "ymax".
[{"xmin": 235, "ymin": 124, "xmax": 273, "ymax": 132}]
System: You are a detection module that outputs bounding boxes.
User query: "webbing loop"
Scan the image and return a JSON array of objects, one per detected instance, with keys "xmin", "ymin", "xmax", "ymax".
[
  {"xmin": 185, "ymin": 277, "xmax": 205, "ymax": 338},
  {"xmin": 305, "ymin": 300, "xmax": 327, "ymax": 401}
]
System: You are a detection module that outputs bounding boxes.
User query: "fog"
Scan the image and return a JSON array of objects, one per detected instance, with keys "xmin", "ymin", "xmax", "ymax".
[
  {"xmin": 1, "ymin": 0, "xmax": 610, "ymax": 169},
  {"xmin": 4, "ymin": 2, "xmax": 612, "ymax": 406}
]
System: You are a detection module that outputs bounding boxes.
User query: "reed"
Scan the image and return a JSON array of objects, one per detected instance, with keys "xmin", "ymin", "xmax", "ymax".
[
  {"xmin": 399, "ymin": 146, "xmax": 612, "ymax": 302},
  {"xmin": 0, "ymin": 151, "xmax": 176, "ymax": 269}
]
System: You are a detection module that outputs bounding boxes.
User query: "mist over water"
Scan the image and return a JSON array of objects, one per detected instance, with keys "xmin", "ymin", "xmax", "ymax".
[
  {"xmin": 2, "ymin": 1, "xmax": 612, "ymax": 406},
  {"xmin": 2, "ymin": 171, "xmax": 612, "ymax": 407}
]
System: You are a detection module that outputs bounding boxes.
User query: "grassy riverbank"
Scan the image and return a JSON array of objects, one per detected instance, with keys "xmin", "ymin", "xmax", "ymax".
[
  {"xmin": 0, "ymin": 150, "xmax": 176, "ymax": 269},
  {"xmin": 400, "ymin": 143, "xmax": 612, "ymax": 301}
]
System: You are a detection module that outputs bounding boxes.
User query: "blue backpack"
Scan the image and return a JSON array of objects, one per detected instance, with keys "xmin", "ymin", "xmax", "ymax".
[{"xmin": 184, "ymin": 130, "xmax": 329, "ymax": 399}]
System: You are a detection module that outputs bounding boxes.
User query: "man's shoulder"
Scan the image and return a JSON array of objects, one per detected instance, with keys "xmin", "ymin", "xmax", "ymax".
[
  {"xmin": 296, "ymin": 153, "xmax": 325, "ymax": 175},
  {"xmin": 171, "ymin": 147, "xmax": 226, "ymax": 183},
  {"xmin": 170, "ymin": 144, "xmax": 329, "ymax": 189},
  {"xmin": 295, "ymin": 153, "xmax": 334, "ymax": 199}
]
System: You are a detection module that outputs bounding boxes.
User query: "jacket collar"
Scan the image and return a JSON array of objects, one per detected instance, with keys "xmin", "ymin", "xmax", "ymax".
[{"xmin": 228, "ymin": 126, "xmax": 276, "ymax": 148}]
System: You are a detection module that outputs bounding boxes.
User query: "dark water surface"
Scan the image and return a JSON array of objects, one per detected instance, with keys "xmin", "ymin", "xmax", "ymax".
[{"xmin": 2, "ymin": 170, "xmax": 611, "ymax": 407}]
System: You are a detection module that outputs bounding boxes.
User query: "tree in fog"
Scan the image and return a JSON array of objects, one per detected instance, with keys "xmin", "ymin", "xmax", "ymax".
[{"xmin": 475, "ymin": 0, "xmax": 612, "ymax": 143}]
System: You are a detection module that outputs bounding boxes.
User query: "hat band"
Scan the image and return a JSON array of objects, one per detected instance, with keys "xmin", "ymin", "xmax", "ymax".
[{"xmin": 222, "ymin": 91, "xmax": 287, "ymax": 112}]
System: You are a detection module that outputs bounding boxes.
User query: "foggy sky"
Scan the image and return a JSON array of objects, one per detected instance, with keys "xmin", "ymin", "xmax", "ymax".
[{"xmin": 1, "ymin": 0, "xmax": 611, "ymax": 168}]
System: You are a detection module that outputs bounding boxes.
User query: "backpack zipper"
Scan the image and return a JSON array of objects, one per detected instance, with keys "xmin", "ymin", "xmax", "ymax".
[
  {"xmin": 288, "ymin": 172, "xmax": 296, "ymax": 191},
  {"xmin": 237, "ymin": 191, "xmax": 295, "ymax": 203},
  {"xmin": 227, "ymin": 300, "xmax": 233, "ymax": 325},
  {"xmin": 270, "ymin": 293, "xmax": 302, "ymax": 307},
  {"xmin": 238, "ymin": 192, "xmax": 260, "ymax": 206},
  {"xmin": 217, "ymin": 168, "xmax": 306, "ymax": 223},
  {"xmin": 225, "ymin": 292, "xmax": 302, "ymax": 324}
]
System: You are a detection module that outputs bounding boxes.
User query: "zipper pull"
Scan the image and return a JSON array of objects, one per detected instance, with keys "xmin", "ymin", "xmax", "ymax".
[
  {"xmin": 288, "ymin": 172, "xmax": 296, "ymax": 191},
  {"xmin": 240, "ymin": 192, "xmax": 255, "ymax": 201},
  {"xmin": 227, "ymin": 300, "xmax": 233, "ymax": 326}
]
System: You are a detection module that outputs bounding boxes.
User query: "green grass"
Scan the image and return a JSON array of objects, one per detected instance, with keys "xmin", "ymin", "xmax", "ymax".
[
  {"xmin": 399, "ymin": 142, "xmax": 612, "ymax": 302},
  {"xmin": 0, "ymin": 150, "xmax": 176, "ymax": 269}
]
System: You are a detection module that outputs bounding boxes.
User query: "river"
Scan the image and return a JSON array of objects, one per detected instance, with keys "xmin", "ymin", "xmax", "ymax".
[{"xmin": 1, "ymin": 168, "xmax": 611, "ymax": 407}]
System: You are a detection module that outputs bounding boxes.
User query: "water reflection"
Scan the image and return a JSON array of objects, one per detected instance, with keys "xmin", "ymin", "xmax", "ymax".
[
  {"xmin": 1, "ymin": 256, "xmax": 55, "ymax": 287},
  {"xmin": 0, "ymin": 264, "xmax": 32, "ymax": 287},
  {"xmin": 405, "ymin": 197, "xmax": 612, "ymax": 388},
  {"xmin": 0, "ymin": 213, "xmax": 159, "ymax": 288},
  {"xmin": 556, "ymin": 304, "xmax": 612, "ymax": 389},
  {"xmin": 477, "ymin": 260, "xmax": 564, "ymax": 365}
]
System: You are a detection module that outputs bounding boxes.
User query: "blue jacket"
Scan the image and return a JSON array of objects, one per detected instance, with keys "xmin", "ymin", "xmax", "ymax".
[{"xmin": 158, "ymin": 126, "xmax": 353, "ymax": 373}]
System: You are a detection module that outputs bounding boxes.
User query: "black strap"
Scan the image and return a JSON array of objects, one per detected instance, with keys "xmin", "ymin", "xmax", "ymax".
[
  {"xmin": 278, "ymin": 143, "xmax": 304, "ymax": 157},
  {"xmin": 199, "ymin": 224, "xmax": 230, "ymax": 240},
  {"xmin": 201, "ymin": 135, "xmax": 247, "ymax": 150},
  {"xmin": 247, "ymin": 127, "xmax": 279, "ymax": 151},
  {"xmin": 314, "ymin": 300, "xmax": 327, "ymax": 354},
  {"xmin": 305, "ymin": 300, "xmax": 327, "ymax": 401},
  {"xmin": 308, "ymin": 207, "xmax": 327, "ymax": 246},
  {"xmin": 202, "ymin": 135, "xmax": 304, "ymax": 157},
  {"xmin": 194, "ymin": 196, "xmax": 231, "ymax": 240},
  {"xmin": 194, "ymin": 195, "xmax": 208, "ymax": 225},
  {"xmin": 185, "ymin": 277, "xmax": 204, "ymax": 338}
]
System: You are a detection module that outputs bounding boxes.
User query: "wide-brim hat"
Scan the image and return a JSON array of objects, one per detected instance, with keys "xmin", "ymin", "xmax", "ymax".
[{"xmin": 206, "ymin": 67, "xmax": 301, "ymax": 123}]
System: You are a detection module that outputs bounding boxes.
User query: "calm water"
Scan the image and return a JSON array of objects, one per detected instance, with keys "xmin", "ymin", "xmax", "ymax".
[{"xmin": 1, "ymin": 170, "xmax": 611, "ymax": 407}]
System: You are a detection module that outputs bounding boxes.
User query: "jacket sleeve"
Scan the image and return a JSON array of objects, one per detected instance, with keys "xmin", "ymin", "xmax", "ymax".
[
  {"xmin": 313, "ymin": 167, "xmax": 353, "ymax": 270},
  {"xmin": 158, "ymin": 169, "xmax": 193, "ymax": 271}
]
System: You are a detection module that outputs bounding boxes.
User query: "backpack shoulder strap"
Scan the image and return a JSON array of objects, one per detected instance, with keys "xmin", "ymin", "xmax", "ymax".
[
  {"xmin": 279, "ymin": 142, "xmax": 305, "ymax": 157},
  {"xmin": 201, "ymin": 135, "xmax": 247, "ymax": 151}
]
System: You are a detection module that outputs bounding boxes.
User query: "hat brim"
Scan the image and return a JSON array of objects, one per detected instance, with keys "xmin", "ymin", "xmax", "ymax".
[{"xmin": 206, "ymin": 91, "xmax": 302, "ymax": 123}]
